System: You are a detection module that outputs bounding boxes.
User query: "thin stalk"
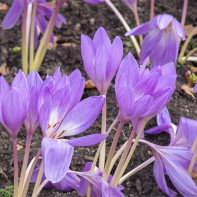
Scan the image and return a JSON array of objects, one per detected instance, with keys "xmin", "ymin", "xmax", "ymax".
[
  {"xmin": 32, "ymin": 6, "xmax": 60, "ymax": 71},
  {"xmin": 21, "ymin": 149, "xmax": 41, "ymax": 197},
  {"xmin": 119, "ymin": 156, "xmax": 155, "ymax": 184},
  {"xmin": 110, "ymin": 118, "xmax": 141, "ymax": 187},
  {"xmin": 111, "ymin": 118, "xmax": 148, "ymax": 187},
  {"xmin": 132, "ymin": 5, "xmax": 143, "ymax": 45},
  {"xmin": 32, "ymin": 161, "xmax": 44, "ymax": 196},
  {"xmin": 22, "ymin": 0, "xmax": 28, "ymax": 75},
  {"xmin": 99, "ymin": 100, "xmax": 107, "ymax": 170},
  {"xmin": 102, "ymin": 121, "xmax": 124, "ymax": 181},
  {"xmin": 192, "ymin": 137, "xmax": 197, "ymax": 152},
  {"xmin": 181, "ymin": 0, "xmax": 188, "ymax": 26},
  {"xmin": 29, "ymin": 0, "xmax": 38, "ymax": 70},
  {"xmin": 179, "ymin": 47, "xmax": 197, "ymax": 64},
  {"xmin": 32, "ymin": 179, "xmax": 48, "ymax": 197},
  {"xmin": 150, "ymin": 0, "xmax": 155, "ymax": 20},
  {"xmin": 188, "ymin": 150, "xmax": 197, "ymax": 175},
  {"xmin": 18, "ymin": 134, "xmax": 32, "ymax": 197},
  {"xmin": 104, "ymin": 0, "xmax": 140, "ymax": 56},
  {"xmin": 12, "ymin": 138, "xmax": 19, "ymax": 197}
]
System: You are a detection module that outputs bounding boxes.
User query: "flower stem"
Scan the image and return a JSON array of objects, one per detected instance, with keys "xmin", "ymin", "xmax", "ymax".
[
  {"xmin": 119, "ymin": 156, "xmax": 155, "ymax": 184},
  {"xmin": 18, "ymin": 134, "xmax": 32, "ymax": 197},
  {"xmin": 150, "ymin": 0, "xmax": 155, "ymax": 20},
  {"xmin": 29, "ymin": 0, "xmax": 38, "ymax": 70},
  {"xmin": 181, "ymin": 0, "xmax": 188, "ymax": 26},
  {"xmin": 102, "ymin": 121, "xmax": 124, "ymax": 181},
  {"xmin": 21, "ymin": 149, "xmax": 41, "ymax": 197},
  {"xmin": 104, "ymin": 0, "xmax": 140, "ymax": 56},
  {"xmin": 32, "ymin": 179, "xmax": 48, "ymax": 197},
  {"xmin": 110, "ymin": 118, "xmax": 147, "ymax": 187},
  {"xmin": 12, "ymin": 138, "xmax": 19, "ymax": 197},
  {"xmin": 99, "ymin": 100, "xmax": 107, "ymax": 171},
  {"xmin": 22, "ymin": 0, "xmax": 28, "ymax": 75}
]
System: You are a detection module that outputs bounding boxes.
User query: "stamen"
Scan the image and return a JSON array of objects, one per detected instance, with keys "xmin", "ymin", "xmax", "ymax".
[
  {"xmin": 47, "ymin": 124, "xmax": 51, "ymax": 129},
  {"xmin": 53, "ymin": 121, "xmax": 60, "ymax": 128},
  {"xmin": 57, "ymin": 130, "xmax": 67, "ymax": 138}
]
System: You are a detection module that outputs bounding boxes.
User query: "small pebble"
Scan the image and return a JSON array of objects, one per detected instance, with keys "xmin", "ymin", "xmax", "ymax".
[{"xmin": 90, "ymin": 18, "xmax": 95, "ymax": 25}]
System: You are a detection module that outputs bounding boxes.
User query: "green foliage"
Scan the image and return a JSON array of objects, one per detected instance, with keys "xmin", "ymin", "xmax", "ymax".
[
  {"xmin": 125, "ymin": 41, "xmax": 132, "ymax": 48},
  {"xmin": 190, "ymin": 73, "xmax": 197, "ymax": 83},
  {"xmin": 11, "ymin": 46, "xmax": 21, "ymax": 53},
  {"xmin": 0, "ymin": 186, "xmax": 14, "ymax": 197}
]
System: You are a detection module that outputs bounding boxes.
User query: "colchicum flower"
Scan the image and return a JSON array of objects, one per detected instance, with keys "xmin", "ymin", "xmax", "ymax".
[
  {"xmin": 125, "ymin": 14, "xmax": 186, "ymax": 67},
  {"xmin": 38, "ymin": 68, "xmax": 107, "ymax": 183},
  {"xmin": 0, "ymin": 70, "xmax": 30, "ymax": 139},
  {"xmin": 2, "ymin": 0, "xmax": 66, "ymax": 48},
  {"xmin": 122, "ymin": 0, "xmax": 137, "ymax": 12},
  {"xmin": 81, "ymin": 27, "xmax": 123, "ymax": 95},
  {"xmin": 115, "ymin": 53, "xmax": 177, "ymax": 123}
]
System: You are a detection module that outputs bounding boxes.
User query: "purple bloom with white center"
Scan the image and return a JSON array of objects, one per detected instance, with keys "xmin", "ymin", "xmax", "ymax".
[
  {"xmin": 122, "ymin": 0, "xmax": 137, "ymax": 11},
  {"xmin": 125, "ymin": 14, "xmax": 186, "ymax": 68},
  {"xmin": 115, "ymin": 53, "xmax": 177, "ymax": 123},
  {"xmin": 81, "ymin": 27, "xmax": 123, "ymax": 95},
  {"xmin": 83, "ymin": 0, "xmax": 104, "ymax": 4},
  {"xmin": 39, "ymin": 68, "xmax": 107, "ymax": 183},
  {"xmin": 2, "ymin": 0, "xmax": 66, "ymax": 48},
  {"xmin": 0, "ymin": 70, "xmax": 30, "ymax": 139}
]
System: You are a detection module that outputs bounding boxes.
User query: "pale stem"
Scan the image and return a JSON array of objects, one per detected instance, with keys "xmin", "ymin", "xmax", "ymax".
[
  {"xmin": 132, "ymin": 4, "xmax": 143, "ymax": 45},
  {"xmin": 99, "ymin": 100, "xmax": 107, "ymax": 170},
  {"xmin": 32, "ymin": 161, "xmax": 44, "ymax": 196},
  {"xmin": 29, "ymin": 0, "xmax": 38, "ymax": 70},
  {"xmin": 21, "ymin": 149, "xmax": 41, "ymax": 197},
  {"xmin": 32, "ymin": 6, "xmax": 60, "ymax": 71},
  {"xmin": 111, "ymin": 118, "xmax": 148, "ymax": 187},
  {"xmin": 102, "ymin": 121, "xmax": 124, "ymax": 181},
  {"xmin": 109, "ymin": 141, "xmax": 128, "ymax": 173},
  {"xmin": 180, "ymin": 47, "xmax": 197, "ymax": 64},
  {"xmin": 12, "ymin": 137, "xmax": 19, "ymax": 197},
  {"xmin": 22, "ymin": 0, "xmax": 28, "ymax": 75},
  {"xmin": 18, "ymin": 134, "xmax": 32, "ymax": 197},
  {"xmin": 110, "ymin": 118, "xmax": 141, "ymax": 187},
  {"xmin": 188, "ymin": 150, "xmax": 197, "ymax": 175},
  {"xmin": 150, "ymin": 0, "xmax": 155, "ymax": 20},
  {"xmin": 104, "ymin": 0, "xmax": 140, "ymax": 56},
  {"xmin": 87, "ymin": 115, "xmax": 119, "ymax": 197},
  {"xmin": 119, "ymin": 156, "xmax": 155, "ymax": 184},
  {"xmin": 26, "ymin": 3, "xmax": 32, "ymax": 52},
  {"xmin": 181, "ymin": 0, "xmax": 188, "ymax": 26},
  {"xmin": 32, "ymin": 179, "xmax": 48, "ymax": 197},
  {"xmin": 178, "ymin": 27, "xmax": 197, "ymax": 64},
  {"xmin": 192, "ymin": 137, "xmax": 197, "ymax": 152}
]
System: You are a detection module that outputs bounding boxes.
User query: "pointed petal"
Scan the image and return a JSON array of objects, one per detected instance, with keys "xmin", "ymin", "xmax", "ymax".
[
  {"xmin": 56, "ymin": 95, "xmax": 105, "ymax": 137},
  {"xmin": 42, "ymin": 137, "xmax": 74, "ymax": 183},
  {"xmin": 67, "ymin": 134, "xmax": 107, "ymax": 146},
  {"xmin": 27, "ymin": 70, "xmax": 43, "ymax": 90},
  {"xmin": 172, "ymin": 18, "xmax": 186, "ymax": 40},
  {"xmin": 157, "ymin": 107, "xmax": 172, "ymax": 126},
  {"xmin": 153, "ymin": 14, "xmax": 173, "ymax": 30},
  {"xmin": 1, "ymin": 0, "xmax": 23, "ymax": 29}
]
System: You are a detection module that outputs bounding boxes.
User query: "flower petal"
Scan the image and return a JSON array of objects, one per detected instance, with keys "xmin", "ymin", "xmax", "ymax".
[
  {"xmin": 172, "ymin": 18, "xmax": 186, "ymax": 40},
  {"xmin": 153, "ymin": 14, "xmax": 173, "ymax": 30}
]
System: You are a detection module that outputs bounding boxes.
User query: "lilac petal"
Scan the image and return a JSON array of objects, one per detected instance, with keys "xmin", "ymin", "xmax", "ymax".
[
  {"xmin": 53, "ymin": 67, "xmax": 62, "ymax": 78},
  {"xmin": 153, "ymin": 14, "xmax": 173, "ymax": 30},
  {"xmin": 172, "ymin": 18, "xmax": 186, "ymax": 40},
  {"xmin": 115, "ymin": 53, "xmax": 139, "ymax": 92},
  {"xmin": 83, "ymin": 0, "xmax": 104, "ymax": 4},
  {"xmin": 67, "ymin": 134, "xmax": 107, "ymax": 146},
  {"xmin": 42, "ymin": 137, "xmax": 74, "ymax": 183},
  {"xmin": 106, "ymin": 36, "xmax": 123, "ymax": 86},
  {"xmin": 27, "ymin": 70, "xmax": 43, "ymax": 90},
  {"xmin": 1, "ymin": 0, "xmax": 23, "ymax": 29},
  {"xmin": 194, "ymin": 84, "xmax": 197, "ymax": 92},
  {"xmin": 125, "ymin": 20, "xmax": 155, "ymax": 36},
  {"xmin": 68, "ymin": 70, "xmax": 85, "ymax": 111},
  {"xmin": 116, "ymin": 87, "xmax": 135, "ymax": 121},
  {"xmin": 93, "ymin": 27, "xmax": 111, "ymax": 50},
  {"xmin": 145, "ymin": 124, "xmax": 173, "ymax": 135},
  {"xmin": 157, "ymin": 107, "xmax": 171, "ymax": 126},
  {"xmin": 55, "ymin": 13, "xmax": 66, "ymax": 28},
  {"xmin": 2, "ymin": 88, "xmax": 28, "ymax": 138},
  {"xmin": 56, "ymin": 95, "xmax": 105, "ymax": 137},
  {"xmin": 179, "ymin": 117, "xmax": 197, "ymax": 149}
]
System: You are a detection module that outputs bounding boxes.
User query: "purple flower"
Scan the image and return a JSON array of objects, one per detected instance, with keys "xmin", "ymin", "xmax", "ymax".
[
  {"xmin": 81, "ymin": 27, "xmax": 123, "ymax": 95},
  {"xmin": 125, "ymin": 14, "xmax": 186, "ymax": 67},
  {"xmin": 38, "ymin": 68, "xmax": 107, "ymax": 183},
  {"xmin": 122, "ymin": 0, "xmax": 137, "ymax": 11},
  {"xmin": 115, "ymin": 53, "xmax": 177, "ymax": 123},
  {"xmin": 0, "ymin": 70, "xmax": 30, "ymax": 139},
  {"xmin": 83, "ymin": 0, "xmax": 104, "ymax": 4},
  {"xmin": 2, "ymin": 0, "xmax": 66, "ymax": 48},
  {"xmin": 140, "ymin": 139, "xmax": 197, "ymax": 197}
]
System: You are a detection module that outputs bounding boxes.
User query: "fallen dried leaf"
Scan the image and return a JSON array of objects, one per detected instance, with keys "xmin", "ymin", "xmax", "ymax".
[
  {"xmin": 60, "ymin": 42, "xmax": 77, "ymax": 47},
  {"xmin": 47, "ymin": 35, "xmax": 61, "ymax": 50},
  {"xmin": 188, "ymin": 65, "xmax": 197, "ymax": 73},
  {"xmin": 17, "ymin": 144, "xmax": 24, "ymax": 151},
  {"xmin": 0, "ymin": 3, "xmax": 7, "ymax": 11},
  {"xmin": 191, "ymin": 170, "xmax": 197, "ymax": 179},
  {"xmin": 184, "ymin": 24, "xmax": 197, "ymax": 37},
  {"xmin": 85, "ymin": 79, "xmax": 96, "ymax": 89},
  {"xmin": 0, "ymin": 63, "xmax": 9, "ymax": 76},
  {"xmin": 181, "ymin": 84, "xmax": 196, "ymax": 100},
  {"xmin": 185, "ymin": 70, "xmax": 197, "ymax": 84}
]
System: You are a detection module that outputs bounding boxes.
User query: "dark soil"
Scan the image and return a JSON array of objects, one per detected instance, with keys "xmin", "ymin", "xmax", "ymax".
[{"xmin": 0, "ymin": 0, "xmax": 197, "ymax": 196}]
